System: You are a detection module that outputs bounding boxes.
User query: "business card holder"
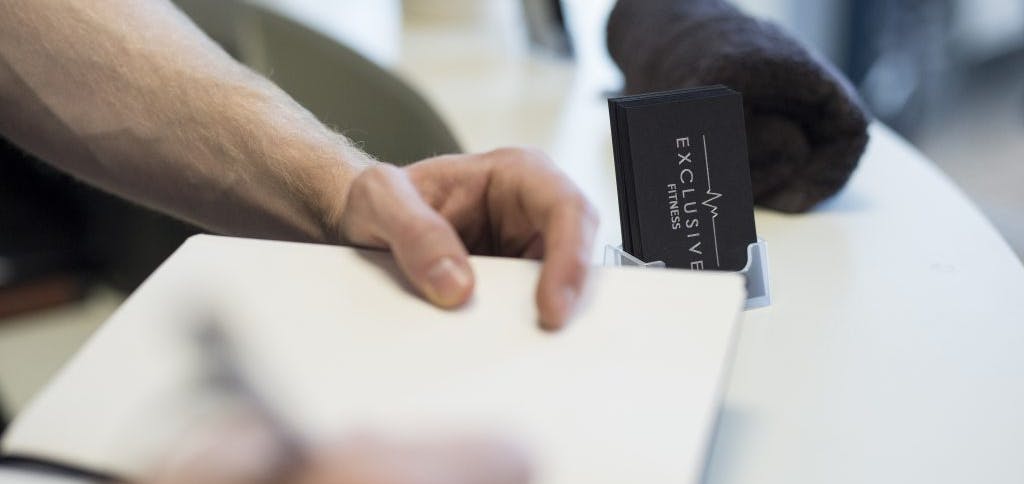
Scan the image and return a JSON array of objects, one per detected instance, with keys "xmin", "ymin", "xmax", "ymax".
[{"xmin": 603, "ymin": 239, "xmax": 772, "ymax": 310}]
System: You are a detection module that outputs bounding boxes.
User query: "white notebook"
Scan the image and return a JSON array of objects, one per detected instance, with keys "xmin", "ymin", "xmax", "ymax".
[{"xmin": 2, "ymin": 235, "xmax": 745, "ymax": 483}]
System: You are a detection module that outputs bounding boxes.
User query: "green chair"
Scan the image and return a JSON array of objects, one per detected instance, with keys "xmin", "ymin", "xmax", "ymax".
[{"xmin": 175, "ymin": 0, "xmax": 462, "ymax": 166}]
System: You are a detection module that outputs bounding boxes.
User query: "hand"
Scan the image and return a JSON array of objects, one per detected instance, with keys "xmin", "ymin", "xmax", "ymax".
[
  {"xmin": 147, "ymin": 421, "xmax": 531, "ymax": 484},
  {"xmin": 333, "ymin": 148, "xmax": 599, "ymax": 330},
  {"xmin": 296, "ymin": 436, "xmax": 530, "ymax": 484}
]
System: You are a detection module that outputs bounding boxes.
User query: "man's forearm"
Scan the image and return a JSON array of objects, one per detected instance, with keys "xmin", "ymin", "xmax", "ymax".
[{"xmin": 0, "ymin": 0, "xmax": 370, "ymax": 242}]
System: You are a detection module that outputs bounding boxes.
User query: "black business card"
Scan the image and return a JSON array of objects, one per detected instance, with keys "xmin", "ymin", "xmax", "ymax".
[{"xmin": 609, "ymin": 86, "xmax": 757, "ymax": 272}]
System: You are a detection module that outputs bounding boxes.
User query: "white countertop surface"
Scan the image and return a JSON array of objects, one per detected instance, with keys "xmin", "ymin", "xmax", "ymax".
[
  {"xmin": 326, "ymin": 2, "xmax": 1024, "ymax": 482},
  {"xmin": 4, "ymin": 1, "xmax": 1023, "ymax": 482},
  {"xmin": 713, "ymin": 123, "xmax": 1024, "ymax": 484}
]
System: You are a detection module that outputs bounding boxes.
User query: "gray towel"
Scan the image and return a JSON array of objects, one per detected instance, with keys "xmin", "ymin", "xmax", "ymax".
[{"xmin": 607, "ymin": 0, "xmax": 870, "ymax": 213}]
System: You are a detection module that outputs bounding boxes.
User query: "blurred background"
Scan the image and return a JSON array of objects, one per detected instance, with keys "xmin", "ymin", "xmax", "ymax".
[
  {"xmin": 1, "ymin": 0, "xmax": 1021, "ymax": 427},
  {"xmin": 737, "ymin": 0, "xmax": 1024, "ymax": 261}
]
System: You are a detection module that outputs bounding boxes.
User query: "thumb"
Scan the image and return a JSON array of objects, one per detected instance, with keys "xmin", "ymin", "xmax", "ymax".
[
  {"xmin": 342, "ymin": 165, "xmax": 474, "ymax": 309},
  {"xmin": 389, "ymin": 208, "xmax": 475, "ymax": 309}
]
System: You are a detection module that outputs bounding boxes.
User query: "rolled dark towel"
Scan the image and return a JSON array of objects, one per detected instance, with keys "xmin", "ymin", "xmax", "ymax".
[{"xmin": 607, "ymin": 0, "xmax": 870, "ymax": 213}]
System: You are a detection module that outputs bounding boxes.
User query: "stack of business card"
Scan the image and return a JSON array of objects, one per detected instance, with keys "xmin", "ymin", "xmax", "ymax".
[{"xmin": 609, "ymin": 86, "xmax": 758, "ymax": 272}]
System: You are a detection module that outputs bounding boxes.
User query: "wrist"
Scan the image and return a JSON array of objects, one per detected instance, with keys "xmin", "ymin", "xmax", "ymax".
[
  {"xmin": 225, "ymin": 84, "xmax": 380, "ymax": 243},
  {"xmin": 220, "ymin": 81, "xmax": 376, "ymax": 245}
]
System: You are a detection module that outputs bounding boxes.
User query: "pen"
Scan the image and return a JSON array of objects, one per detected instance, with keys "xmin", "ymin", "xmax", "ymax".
[{"xmin": 192, "ymin": 321, "xmax": 308, "ymax": 483}]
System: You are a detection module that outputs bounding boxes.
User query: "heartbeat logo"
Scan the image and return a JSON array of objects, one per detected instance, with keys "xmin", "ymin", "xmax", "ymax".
[
  {"xmin": 701, "ymin": 135, "xmax": 722, "ymax": 268},
  {"xmin": 702, "ymin": 191, "xmax": 723, "ymax": 219}
]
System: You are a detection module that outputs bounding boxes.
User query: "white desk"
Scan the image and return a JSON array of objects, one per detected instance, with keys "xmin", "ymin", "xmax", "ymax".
[
  {"xmin": 710, "ymin": 124, "xmax": 1024, "ymax": 484},
  {"xmin": 539, "ymin": 50, "xmax": 1024, "ymax": 481},
  {"xmin": 360, "ymin": 3, "xmax": 1024, "ymax": 482},
  {"xmin": 5, "ymin": 2, "xmax": 1024, "ymax": 483}
]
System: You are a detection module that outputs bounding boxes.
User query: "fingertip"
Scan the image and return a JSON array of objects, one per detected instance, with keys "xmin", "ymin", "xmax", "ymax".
[
  {"xmin": 538, "ymin": 285, "xmax": 578, "ymax": 332},
  {"xmin": 537, "ymin": 248, "xmax": 590, "ymax": 331},
  {"xmin": 423, "ymin": 256, "xmax": 475, "ymax": 309}
]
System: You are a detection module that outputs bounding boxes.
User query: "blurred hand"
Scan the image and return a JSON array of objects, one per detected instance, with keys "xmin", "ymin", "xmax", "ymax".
[
  {"xmin": 335, "ymin": 148, "xmax": 599, "ymax": 330},
  {"xmin": 296, "ymin": 436, "xmax": 530, "ymax": 484},
  {"xmin": 147, "ymin": 421, "xmax": 531, "ymax": 484}
]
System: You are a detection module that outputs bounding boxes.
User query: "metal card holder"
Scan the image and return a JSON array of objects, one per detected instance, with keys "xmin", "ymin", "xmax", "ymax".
[{"xmin": 603, "ymin": 239, "xmax": 772, "ymax": 310}]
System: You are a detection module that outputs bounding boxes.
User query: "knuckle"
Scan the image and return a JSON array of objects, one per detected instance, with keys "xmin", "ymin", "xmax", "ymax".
[
  {"xmin": 519, "ymin": 146, "xmax": 550, "ymax": 161},
  {"xmin": 357, "ymin": 165, "xmax": 413, "ymax": 209},
  {"xmin": 579, "ymin": 198, "xmax": 600, "ymax": 225},
  {"xmin": 562, "ymin": 193, "xmax": 598, "ymax": 224},
  {"xmin": 347, "ymin": 164, "xmax": 421, "ymax": 239},
  {"xmin": 352, "ymin": 163, "xmax": 407, "ymax": 199},
  {"xmin": 359, "ymin": 163, "xmax": 406, "ymax": 191},
  {"xmin": 563, "ymin": 252, "xmax": 591, "ymax": 283},
  {"xmin": 568, "ymin": 249, "xmax": 590, "ymax": 270}
]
